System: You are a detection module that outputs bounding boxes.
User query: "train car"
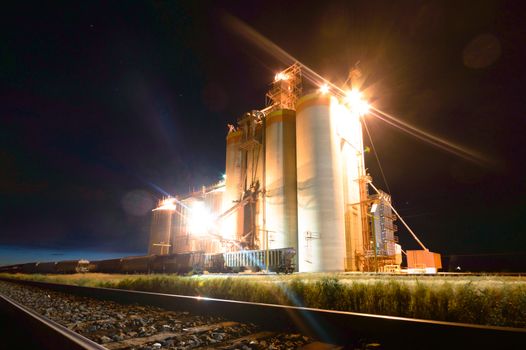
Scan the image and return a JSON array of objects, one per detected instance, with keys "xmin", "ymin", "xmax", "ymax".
[
  {"xmin": 277, "ymin": 248, "xmax": 296, "ymax": 273},
  {"xmin": 185, "ymin": 252, "xmax": 205, "ymax": 274},
  {"xmin": 152, "ymin": 252, "xmax": 205, "ymax": 274},
  {"xmin": 204, "ymin": 253, "xmax": 225, "ymax": 273},
  {"xmin": 90, "ymin": 258, "xmax": 122, "ymax": 273},
  {"xmin": 223, "ymin": 248, "xmax": 295, "ymax": 273},
  {"xmin": 21, "ymin": 262, "xmax": 38, "ymax": 274},
  {"xmin": 0, "ymin": 264, "xmax": 23, "ymax": 274},
  {"xmin": 151, "ymin": 254, "xmax": 173, "ymax": 273},
  {"xmin": 55, "ymin": 260, "xmax": 90, "ymax": 274},
  {"xmin": 0, "ymin": 260, "xmax": 90, "ymax": 274},
  {"xmin": 2, "ymin": 248, "xmax": 294, "ymax": 276},
  {"xmin": 121, "ymin": 255, "xmax": 155, "ymax": 274},
  {"xmin": 0, "ymin": 264, "xmax": 11, "ymax": 273},
  {"xmin": 35, "ymin": 262, "xmax": 57, "ymax": 274}
]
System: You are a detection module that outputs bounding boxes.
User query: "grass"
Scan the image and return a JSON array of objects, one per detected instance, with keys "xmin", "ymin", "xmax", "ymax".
[{"xmin": 2, "ymin": 272, "xmax": 525, "ymax": 328}]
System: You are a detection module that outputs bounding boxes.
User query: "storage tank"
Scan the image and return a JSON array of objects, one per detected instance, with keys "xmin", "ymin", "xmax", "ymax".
[
  {"xmin": 237, "ymin": 112, "xmax": 265, "ymax": 249},
  {"xmin": 264, "ymin": 109, "xmax": 298, "ymax": 252},
  {"xmin": 223, "ymin": 129, "xmax": 243, "ymax": 242},
  {"xmin": 187, "ymin": 188, "xmax": 224, "ymax": 254},
  {"xmin": 296, "ymin": 93, "xmax": 346, "ymax": 272},
  {"xmin": 335, "ymin": 100, "xmax": 365, "ymax": 271},
  {"xmin": 170, "ymin": 199, "xmax": 188, "ymax": 254},
  {"xmin": 148, "ymin": 199, "xmax": 175, "ymax": 255},
  {"xmin": 205, "ymin": 185, "xmax": 224, "ymax": 253}
]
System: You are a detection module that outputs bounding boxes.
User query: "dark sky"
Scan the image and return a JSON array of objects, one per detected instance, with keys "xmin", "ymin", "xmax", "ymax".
[{"xmin": 1, "ymin": 1, "xmax": 525, "ymax": 263}]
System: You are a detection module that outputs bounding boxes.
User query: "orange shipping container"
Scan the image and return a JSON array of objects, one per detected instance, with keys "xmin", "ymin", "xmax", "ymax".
[{"xmin": 406, "ymin": 250, "xmax": 442, "ymax": 269}]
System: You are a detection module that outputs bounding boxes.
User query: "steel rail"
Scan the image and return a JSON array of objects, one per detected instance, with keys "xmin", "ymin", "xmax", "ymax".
[
  {"xmin": 0, "ymin": 288, "xmax": 107, "ymax": 350},
  {"xmin": 1, "ymin": 277, "xmax": 525, "ymax": 349}
]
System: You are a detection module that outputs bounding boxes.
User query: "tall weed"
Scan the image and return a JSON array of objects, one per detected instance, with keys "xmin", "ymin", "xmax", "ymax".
[{"xmin": 2, "ymin": 272, "xmax": 524, "ymax": 327}]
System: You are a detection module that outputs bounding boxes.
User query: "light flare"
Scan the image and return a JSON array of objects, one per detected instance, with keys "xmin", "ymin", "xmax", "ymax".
[
  {"xmin": 153, "ymin": 197, "xmax": 176, "ymax": 211},
  {"xmin": 345, "ymin": 89, "xmax": 370, "ymax": 117},
  {"xmin": 222, "ymin": 12, "xmax": 492, "ymax": 166},
  {"xmin": 274, "ymin": 72, "xmax": 289, "ymax": 81},
  {"xmin": 345, "ymin": 89, "xmax": 363, "ymax": 104},
  {"xmin": 368, "ymin": 109, "xmax": 489, "ymax": 165},
  {"xmin": 318, "ymin": 84, "xmax": 330, "ymax": 94},
  {"xmin": 188, "ymin": 201, "xmax": 215, "ymax": 236}
]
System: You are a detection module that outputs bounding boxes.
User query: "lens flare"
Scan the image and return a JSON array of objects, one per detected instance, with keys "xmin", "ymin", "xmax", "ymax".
[
  {"xmin": 188, "ymin": 201, "xmax": 215, "ymax": 236},
  {"xmin": 274, "ymin": 72, "xmax": 289, "ymax": 81},
  {"xmin": 318, "ymin": 84, "xmax": 330, "ymax": 94},
  {"xmin": 345, "ymin": 89, "xmax": 370, "ymax": 117},
  {"xmin": 153, "ymin": 197, "xmax": 176, "ymax": 211},
  {"xmin": 222, "ymin": 12, "xmax": 492, "ymax": 166}
]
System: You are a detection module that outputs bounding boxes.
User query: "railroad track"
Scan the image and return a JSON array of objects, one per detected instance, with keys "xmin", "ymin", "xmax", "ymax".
[{"xmin": 0, "ymin": 277, "xmax": 524, "ymax": 349}]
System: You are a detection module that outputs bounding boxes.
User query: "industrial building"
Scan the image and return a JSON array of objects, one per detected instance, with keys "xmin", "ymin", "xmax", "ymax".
[
  {"xmin": 367, "ymin": 190, "xmax": 402, "ymax": 271},
  {"xmin": 148, "ymin": 64, "xmax": 420, "ymax": 272}
]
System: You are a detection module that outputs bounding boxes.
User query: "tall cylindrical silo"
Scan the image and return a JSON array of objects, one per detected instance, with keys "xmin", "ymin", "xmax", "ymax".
[
  {"xmin": 264, "ymin": 109, "xmax": 298, "ymax": 253},
  {"xmin": 296, "ymin": 94, "xmax": 346, "ymax": 272},
  {"xmin": 170, "ymin": 203, "xmax": 181, "ymax": 254},
  {"xmin": 204, "ymin": 186, "xmax": 224, "ymax": 253},
  {"xmin": 148, "ymin": 200, "xmax": 175, "ymax": 255},
  {"xmin": 171, "ymin": 199, "xmax": 189, "ymax": 254},
  {"xmin": 223, "ymin": 130, "xmax": 243, "ymax": 242},
  {"xmin": 335, "ymin": 102, "xmax": 365, "ymax": 271}
]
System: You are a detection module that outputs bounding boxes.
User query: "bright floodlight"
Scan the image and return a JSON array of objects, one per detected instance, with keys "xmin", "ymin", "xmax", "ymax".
[
  {"xmin": 345, "ymin": 89, "xmax": 370, "ymax": 117},
  {"xmin": 319, "ymin": 83, "xmax": 330, "ymax": 94},
  {"xmin": 345, "ymin": 89, "xmax": 362, "ymax": 103},
  {"xmin": 154, "ymin": 198, "xmax": 176, "ymax": 211},
  {"xmin": 370, "ymin": 203, "xmax": 378, "ymax": 213},
  {"xmin": 188, "ymin": 201, "xmax": 214, "ymax": 236},
  {"xmin": 274, "ymin": 72, "xmax": 289, "ymax": 81}
]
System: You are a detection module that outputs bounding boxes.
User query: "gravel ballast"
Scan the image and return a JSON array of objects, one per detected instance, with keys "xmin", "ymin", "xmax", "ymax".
[{"xmin": 0, "ymin": 280, "xmax": 323, "ymax": 349}]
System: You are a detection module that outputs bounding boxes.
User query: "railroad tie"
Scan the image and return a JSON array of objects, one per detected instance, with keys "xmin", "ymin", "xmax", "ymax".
[
  {"xmin": 104, "ymin": 331, "xmax": 179, "ymax": 350},
  {"xmin": 66, "ymin": 318, "xmax": 116, "ymax": 330},
  {"xmin": 202, "ymin": 331, "xmax": 276, "ymax": 350},
  {"xmin": 298, "ymin": 341, "xmax": 344, "ymax": 350},
  {"xmin": 182, "ymin": 321, "xmax": 239, "ymax": 333},
  {"xmin": 104, "ymin": 321, "xmax": 240, "ymax": 350}
]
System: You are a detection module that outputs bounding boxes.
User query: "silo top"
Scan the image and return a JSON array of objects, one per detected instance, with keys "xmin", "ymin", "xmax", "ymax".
[{"xmin": 296, "ymin": 93, "xmax": 331, "ymax": 113}]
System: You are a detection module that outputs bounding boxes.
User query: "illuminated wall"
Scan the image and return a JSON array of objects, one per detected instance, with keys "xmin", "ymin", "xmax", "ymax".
[
  {"xmin": 295, "ymin": 93, "xmax": 366, "ymax": 272},
  {"xmin": 264, "ymin": 109, "xmax": 298, "ymax": 251}
]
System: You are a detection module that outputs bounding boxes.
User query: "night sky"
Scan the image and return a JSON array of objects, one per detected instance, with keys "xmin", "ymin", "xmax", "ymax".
[{"xmin": 1, "ymin": 1, "xmax": 525, "ymax": 265}]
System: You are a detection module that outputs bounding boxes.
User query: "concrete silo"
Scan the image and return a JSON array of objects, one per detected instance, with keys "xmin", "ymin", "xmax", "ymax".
[
  {"xmin": 295, "ymin": 93, "xmax": 366, "ymax": 272},
  {"xmin": 170, "ymin": 199, "xmax": 189, "ymax": 254},
  {"xmin": 296, "ymin": 93, "xmax": 346, "ymax": 272},
  {"xmin": 148, "ymin": 198, "xmax": 176, "ymax": 255},
  {"xmin": 223, "ymin": 129, "xmax": 244, "ymax": 243},
  {"xmin": 264, "ymin": 109, "xmax": 298, "ymax": 251},
  {"xmin": 334, "ymin": 99, "xmax": 366, "ymax": 271}
]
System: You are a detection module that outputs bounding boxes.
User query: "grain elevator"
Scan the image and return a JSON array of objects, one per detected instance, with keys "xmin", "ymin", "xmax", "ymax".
[{"xmin": 149, "ymin": 63, "xmax": 404, "ymax": 272}]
